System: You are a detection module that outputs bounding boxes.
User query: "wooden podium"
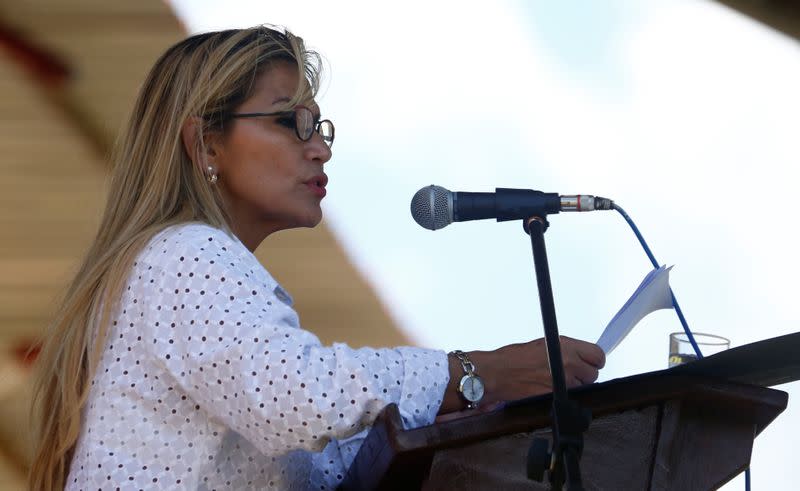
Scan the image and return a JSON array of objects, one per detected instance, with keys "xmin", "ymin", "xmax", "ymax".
[{"xmin": 341, "ymin": 333, "xmax": 800, "ymax": 490}]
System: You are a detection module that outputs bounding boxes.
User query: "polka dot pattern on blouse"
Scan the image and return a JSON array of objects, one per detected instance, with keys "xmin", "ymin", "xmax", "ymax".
[{"xmin": 66, "ymin": 223, "xmax": 449, "ymax": 490}]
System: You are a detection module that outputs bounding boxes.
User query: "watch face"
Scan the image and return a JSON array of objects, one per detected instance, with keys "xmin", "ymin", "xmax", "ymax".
[{"xmin": 460, "ymin": 375, "xmax": 485, "ymax": 402}]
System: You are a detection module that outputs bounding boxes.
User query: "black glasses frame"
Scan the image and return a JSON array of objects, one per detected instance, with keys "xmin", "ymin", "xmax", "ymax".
[{"xmin": 229, "ymin": 105, "xmax": 334, "ymax": 147}]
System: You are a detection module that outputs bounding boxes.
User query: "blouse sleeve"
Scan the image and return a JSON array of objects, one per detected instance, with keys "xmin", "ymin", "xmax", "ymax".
[{"xmin": 132, "ymin": 227, "xmax": 449, "ymax": 457}]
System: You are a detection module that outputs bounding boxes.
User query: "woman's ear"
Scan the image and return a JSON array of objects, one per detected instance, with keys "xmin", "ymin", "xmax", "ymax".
[{"xmin": 180, "ymin": 116, "xmax": 220, "ymax": 172}]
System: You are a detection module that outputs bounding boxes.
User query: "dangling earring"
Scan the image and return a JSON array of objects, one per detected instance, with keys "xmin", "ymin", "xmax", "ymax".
[{"xmin": 206, "ymin": 165, "xmax": 218, "ymax": 184}]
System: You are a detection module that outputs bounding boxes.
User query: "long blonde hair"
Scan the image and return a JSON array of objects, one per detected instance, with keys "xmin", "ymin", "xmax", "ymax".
[{"xmin": 28, "ymin": 25, "xmax": 321, "ymax": 490}]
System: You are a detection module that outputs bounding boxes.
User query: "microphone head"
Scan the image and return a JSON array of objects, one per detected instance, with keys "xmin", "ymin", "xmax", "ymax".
[{"xmin": 410, "ymin": 185, "xmax": 454, "ymax": 230}]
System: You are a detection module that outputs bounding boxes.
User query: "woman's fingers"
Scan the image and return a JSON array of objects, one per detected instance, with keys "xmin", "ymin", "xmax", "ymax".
[
  {"xmin": 567, "ymin": 375, "xmax": 583, "ymax": 387},
  {"xmin": 565, "ymin": 362, "xmax": 598, "ymax": 386},
  {"xmin": 560, "ymin": 336, "xmax": 604, "ymax": 386},
  {"xmin": 562, "ymin": 335, "xmax": 606, "ymax": 368},
  {"xmin": 562, "ymin": 359, "xmax": 595, "ymax": 387},
  {"xmin": 578, "ymin": 343, "xmax": 606, "ymax": 369}
]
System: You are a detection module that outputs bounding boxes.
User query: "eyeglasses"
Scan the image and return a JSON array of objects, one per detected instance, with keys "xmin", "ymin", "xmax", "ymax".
[{"xmin": 229, "ymin": 105, "xmax": 335, "ymax": 147}]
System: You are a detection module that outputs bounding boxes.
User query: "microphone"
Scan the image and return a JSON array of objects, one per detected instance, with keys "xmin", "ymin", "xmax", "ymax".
[{"xmin": 410, "ymin": 185, "xmax": 614, "ymax": 230}]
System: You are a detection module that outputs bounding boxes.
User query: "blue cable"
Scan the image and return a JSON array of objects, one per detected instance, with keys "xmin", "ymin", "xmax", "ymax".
[
  {"xmin": 612, "ymin": 204, "xmax": 703, "ymax": 357},
  {"xmin": 612, "ymin": 203, "xmax": 751, "ymax": 490}
]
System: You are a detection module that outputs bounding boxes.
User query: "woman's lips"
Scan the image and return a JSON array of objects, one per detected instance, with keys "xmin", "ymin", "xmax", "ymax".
[{"xmin": 305, "ymin": 178, "xmax": 327, "ymax": 198}]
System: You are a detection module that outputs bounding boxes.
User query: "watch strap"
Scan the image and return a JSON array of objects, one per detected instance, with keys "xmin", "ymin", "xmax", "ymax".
[{"xmin": 451, "ymin": 349, "xmax": 476, "ymax": 376}]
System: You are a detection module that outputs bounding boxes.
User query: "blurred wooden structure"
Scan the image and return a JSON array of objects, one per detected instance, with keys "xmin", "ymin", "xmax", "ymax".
[
  {"xmin": 717, "ymin": 0, "xmax": 800, "ymax": 40},
  {"xmin": 0, "ymin": 1, "xmax": 407, "ymax": 487}
]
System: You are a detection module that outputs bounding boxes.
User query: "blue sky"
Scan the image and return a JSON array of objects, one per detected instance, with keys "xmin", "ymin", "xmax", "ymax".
[{"xmin": 169, "ymin": 1, "xmax": 800, "ymax": 488}]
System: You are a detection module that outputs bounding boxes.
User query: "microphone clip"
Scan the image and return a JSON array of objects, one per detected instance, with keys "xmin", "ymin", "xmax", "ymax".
[{"xmin": 523, "ymin": 216, "xmax": 550, "ymax": 235}]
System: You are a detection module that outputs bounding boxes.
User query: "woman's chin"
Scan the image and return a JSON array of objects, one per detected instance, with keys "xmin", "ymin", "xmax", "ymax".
[
  {"xmin": 305, "ymin": 213, "xmax": 323, "ymax": 228},
  {"xmin": 295, "ymin": 209, "xmax": 324, "ymax": 229}
]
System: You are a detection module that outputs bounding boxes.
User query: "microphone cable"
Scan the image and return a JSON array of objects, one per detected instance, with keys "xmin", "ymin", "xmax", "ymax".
[
  {"xmin": 612, "ymin": 204, "xmax": 703, "ymax": 358},
  {"xmin": 612, "ymin": 203, "xmax": 751, "ymax": 491}
]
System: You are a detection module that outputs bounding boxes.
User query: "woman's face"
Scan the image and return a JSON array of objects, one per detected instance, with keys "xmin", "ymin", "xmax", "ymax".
[{"xmin": 211, "ymin": 61, "xmax": 332, "ymax": 249}]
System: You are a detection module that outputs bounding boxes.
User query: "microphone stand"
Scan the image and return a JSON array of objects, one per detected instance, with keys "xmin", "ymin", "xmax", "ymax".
[{"xmin": 524, "ymin": 216, "xmax": 591, "ymax": 491}]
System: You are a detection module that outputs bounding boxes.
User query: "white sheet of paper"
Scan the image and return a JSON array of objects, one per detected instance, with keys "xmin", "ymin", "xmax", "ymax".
[{"xmin": 596, "ymin": 265, "xmax": 674, "ymax": 354}]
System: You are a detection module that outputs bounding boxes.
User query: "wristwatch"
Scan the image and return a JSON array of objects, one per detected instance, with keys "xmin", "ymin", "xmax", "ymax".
[{"xmin": 450, "ymin": 350, "xmax": 485, "ymax": 409}]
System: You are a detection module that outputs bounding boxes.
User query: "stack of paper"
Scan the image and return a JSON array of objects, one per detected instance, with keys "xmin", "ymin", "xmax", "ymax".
[{"xmin": 596, "ymin": 265, "xmax": 674, "ymax": 354}]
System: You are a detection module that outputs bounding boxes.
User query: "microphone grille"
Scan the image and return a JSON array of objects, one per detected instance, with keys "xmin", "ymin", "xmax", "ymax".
[{"xmin": 410, "ymin": 185, "xmax": 453, "ymax": 230}]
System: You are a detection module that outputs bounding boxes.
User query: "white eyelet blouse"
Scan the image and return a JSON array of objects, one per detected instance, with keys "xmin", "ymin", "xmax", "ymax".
[{"xmin": 66, "ymin": 223, "xmax": 449, "ymax": 490}]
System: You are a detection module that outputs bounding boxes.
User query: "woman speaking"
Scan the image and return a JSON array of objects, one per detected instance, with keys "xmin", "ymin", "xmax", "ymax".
[{"xmin": 29, "ymin": 26, "xmax": 604, "ymax": 490}]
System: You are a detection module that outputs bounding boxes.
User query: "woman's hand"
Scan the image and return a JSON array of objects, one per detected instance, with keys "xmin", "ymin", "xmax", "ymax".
[{"xmin": 438, "ymin": 336, "xmax": 605, "ymax": 416}]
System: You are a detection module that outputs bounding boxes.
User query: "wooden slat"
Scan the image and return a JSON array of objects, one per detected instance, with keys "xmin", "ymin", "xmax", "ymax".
[{"xmin": 0, "ymin": 49, "xmax": 106, "ymax": 347}]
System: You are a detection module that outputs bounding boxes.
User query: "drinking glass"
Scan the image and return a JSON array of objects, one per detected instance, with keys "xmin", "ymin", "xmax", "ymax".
[{"xmin": 668, "ymin": 332, "xmax": 730, "ymax": 367}]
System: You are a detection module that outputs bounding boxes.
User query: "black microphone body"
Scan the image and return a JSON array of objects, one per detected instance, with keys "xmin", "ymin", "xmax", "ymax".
[
  {"xmin": 410, "ymin": 185, "xmax": 613, "ymax": 230},
  {"xmin": 454, "ymin": 189, "xmax": 561, "ymax": 222}
]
